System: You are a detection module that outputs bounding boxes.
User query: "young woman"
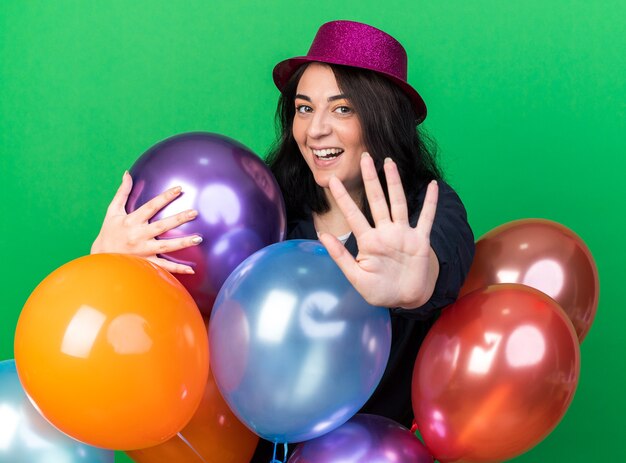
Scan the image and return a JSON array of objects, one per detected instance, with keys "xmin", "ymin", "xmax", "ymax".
[{"xmin": 92, "ymin": 20, "xmax": 474, "ymax": 461}]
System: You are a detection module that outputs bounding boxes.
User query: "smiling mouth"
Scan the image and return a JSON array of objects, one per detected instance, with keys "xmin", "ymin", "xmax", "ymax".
[{"xmin": 312, "ymin": 148, "xmax": 344, "ymax": 160}]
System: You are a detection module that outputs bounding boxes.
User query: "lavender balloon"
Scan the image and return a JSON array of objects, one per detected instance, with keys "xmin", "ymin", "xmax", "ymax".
[
  {"xmin": 127, "ymin": 132, "xmax": 286, "ymax": 315},
  {"xmin": 288, "ymin": 414, "xmax": 433, "ymax": 463}
]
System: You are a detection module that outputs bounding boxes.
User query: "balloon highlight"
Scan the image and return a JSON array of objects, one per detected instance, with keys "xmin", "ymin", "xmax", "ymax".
[
  {"xmin": 209, "ymin": 240, "xmax": 391, "ymax": 444},
  {"xmin": 412, "ymin": 284, "xmax": 580, "ymax": 462},
  {"xmin": 0, "ymin": 359, "xmax": 114, "ymax": 463},
  {"xmin": 14, "ymin": 254, "xmax": 209, "ymax": 450},
  {"xmin": 460, "ymin": 219, "xmax": 599, "ymax": 342},
  {"xmin": 127, "ymin": 132, "xmax": 286, "ymax": 315}
]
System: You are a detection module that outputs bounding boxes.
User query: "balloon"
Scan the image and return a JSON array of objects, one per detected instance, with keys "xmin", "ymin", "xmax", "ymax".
[
  {"xmin": 0, "ymin": 359, "xmax": 114, "ymax": 463},
  {"xmin": 412, "ymin": 284, "xmax": 580, "ymax": 463},
  {"xmin": 459, "ymin": 219, "xmax": 599, "ymax": 342},
  {"xmin": 14, "ymin": 254, "xmax": 209, "ymax": 450},
  {"xmin": 127, "ymin": 132, "xmax": 286, "ymax": 315},
  {"xmin": 209, "ymin": 240, "xmax": 391, "ymax": 444},
  {"xmin": 126, "ymin": 367, "xmax": 258, "ymax": 462},
  {"xmin": 288, "ymin": 414, "xmax": 434, "ymax": 463}
]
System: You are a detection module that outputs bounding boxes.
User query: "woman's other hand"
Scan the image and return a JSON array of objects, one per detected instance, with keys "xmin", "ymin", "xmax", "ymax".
[
  {"xmin": 90, "ymin": 171, "xmax": 202, "ymax": 274},
  {"xmin": 319, "ymin": 153, "xmax": 440, "ymax": 309}
]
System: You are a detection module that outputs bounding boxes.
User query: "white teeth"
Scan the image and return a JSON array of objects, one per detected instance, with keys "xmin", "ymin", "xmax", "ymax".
[{"xmin": 312, "ymin": 148, "xmax": 344, "ymax": 158}]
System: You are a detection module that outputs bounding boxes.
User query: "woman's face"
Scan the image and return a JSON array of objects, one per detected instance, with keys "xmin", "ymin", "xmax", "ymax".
[{"xmin": 292, "ymin": 63, "xmax": 367, "ymax": 197}]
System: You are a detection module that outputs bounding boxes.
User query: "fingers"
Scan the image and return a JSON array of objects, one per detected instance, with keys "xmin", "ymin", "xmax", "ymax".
[
  {"xmin": 132, "ymin": 186, "xmax": 183, "ymax": 223},
  {"xmin": 328, "ymin": 176, "xmax": 371, "ymax": 237},
  {"xmin": 107, "ymin": 171, "xmax": 133, "ymax": 215},
  {"xmin": 148, "ymin": 256, "xmax": 195, "ymax": 275},
  {"xmin": 361, "ymin": 152, "xmax": 391, "ymax": 225},
  {"xmin": 415, "ymin": 180, "xmax": 439, "ymax": 242},
  {"xmin": 146, "ymin": 209, "xmax": 198, "ymax": 237},
  {"xmin": 148, "ymin": 235, "xmax": 203, "ymax": 256},
  {"xmin": 384, "ymin": 158, "xmax": 409, "ymax": 225},
  {"xmin": 318, "ymin": 233, "xmax": 360, "ymax": 287}
]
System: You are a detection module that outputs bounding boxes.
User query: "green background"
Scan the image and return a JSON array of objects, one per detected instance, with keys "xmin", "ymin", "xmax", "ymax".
[{"xmin": 1, "ymin": 1, "xmax": 624, "ymax": 461}]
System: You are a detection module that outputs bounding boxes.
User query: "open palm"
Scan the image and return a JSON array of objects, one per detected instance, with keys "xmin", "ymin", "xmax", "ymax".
[{"xmin": 319, "ymin": 154, "xmax": 439, "ymax": 309}]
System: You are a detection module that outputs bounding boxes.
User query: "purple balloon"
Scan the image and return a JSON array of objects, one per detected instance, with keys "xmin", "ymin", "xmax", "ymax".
[
  {"xmin": 288, "ymin": 414, "xmax": 434, "ymax": 463},
  {"xmin": 127, "ymin": 132, "xmax": 286, "ymax": 315}
]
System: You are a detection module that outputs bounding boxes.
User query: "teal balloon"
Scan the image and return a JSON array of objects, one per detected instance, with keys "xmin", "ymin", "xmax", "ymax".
[
  {"xmin": 209, "ymin": 240, "xmax": 391, "ymax": 444},
  {"xmin": 0, "ymin": 360, "xmax": 114, "ymax": 463}
]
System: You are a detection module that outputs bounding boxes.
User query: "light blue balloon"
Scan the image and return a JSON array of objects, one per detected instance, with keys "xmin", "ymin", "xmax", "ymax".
[
  {"xmin": 0, "ymin": 359, "xmax": 114, "ymax": 463},
  {"xmin": 209, "ymin": 240, "xmax": 391, "ymax": 444}
]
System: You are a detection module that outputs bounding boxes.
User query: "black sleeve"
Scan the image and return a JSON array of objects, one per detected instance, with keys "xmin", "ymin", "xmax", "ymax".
[{"xmin": 391, "ymin": 180, "xmax": 475, "ymax": 320}]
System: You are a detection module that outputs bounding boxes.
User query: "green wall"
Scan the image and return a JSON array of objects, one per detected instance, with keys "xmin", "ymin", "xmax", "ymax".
[{"xmin": 1, "ymin": 1, "xmax": 624, "ymax": 461}]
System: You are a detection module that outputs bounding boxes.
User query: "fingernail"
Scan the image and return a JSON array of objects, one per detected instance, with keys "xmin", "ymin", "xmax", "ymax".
[
  {"xmin": 187, "ymin": 210, "xmax": 198, "ymax": 219},
  {"xmin": 191, "ymin": 236, "xmax": 203, "ymax": 245},
  {"xmin": 172, "ymin": 186, "xmax": 182, "ymax": 195},
  {"xmin": 431, "ymin": 180, "xmax": 438, "ymax": 186},
  {"xmin": 186, "ymin": 268, "xmax": 195, "ymax": 274},
  {"xmin": 384, "ymin": 157, "xmax": 393, "ymax": 164},
  {"xmin": 123, "ymin": 170, "xmax": 129, "ymax": 179},
  {"xmin": 361, "ymin": 152, "xmax": 370, "ymax": 159}
]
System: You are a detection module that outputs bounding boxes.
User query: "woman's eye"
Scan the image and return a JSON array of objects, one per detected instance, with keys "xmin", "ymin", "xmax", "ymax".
[
  {"xmin": 334, "ymin": 106, "xmax": 353, "ymax": 114},
  {"xmin": 296, "ymin": 105, "xmax": 312, "ymax": 114}
]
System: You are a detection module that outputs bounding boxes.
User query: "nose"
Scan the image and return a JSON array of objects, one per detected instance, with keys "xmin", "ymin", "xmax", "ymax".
[{"xmin": 306, "ymin": 111, "xmax": 332, "ymax": 139}]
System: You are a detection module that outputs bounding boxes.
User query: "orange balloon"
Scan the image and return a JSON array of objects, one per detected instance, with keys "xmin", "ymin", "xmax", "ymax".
[
  {"xmin": 459, "ymin": 219, "xmax": 599, "ymax": 342},
  {"xmin": 14, "ymin": 254, "xmax": 209, "ymax": 450},
  {"xmin": 126, "ymin": 367, "xmax": 258, "ymax": 463},
  {"xmin": 412, "ymin": 284, "xmax": 580, "ymax": 463}
]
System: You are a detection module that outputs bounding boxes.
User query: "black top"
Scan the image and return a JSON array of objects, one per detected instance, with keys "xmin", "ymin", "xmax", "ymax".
[{"xmin": 250, "ymin": 180, "xmax": 474, "ymax": 460}]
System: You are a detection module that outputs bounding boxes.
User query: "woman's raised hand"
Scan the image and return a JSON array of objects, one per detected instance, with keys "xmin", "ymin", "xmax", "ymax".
[
  {"xmin": 318, "ymin": 153, "xmax": 440, "ymax": 309},
  {"xmin": 90, "ymin": 171, "xmax": 202, "ymax": 274}
]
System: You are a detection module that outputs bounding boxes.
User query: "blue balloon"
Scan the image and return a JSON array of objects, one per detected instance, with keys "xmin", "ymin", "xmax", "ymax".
[
  {"xmin": 0, "ymin": 360, "xmax": 114, "ymax": 463},
  {"xmin": 209, "ymin": 240, "xmax": 391, "ymax": 444}
]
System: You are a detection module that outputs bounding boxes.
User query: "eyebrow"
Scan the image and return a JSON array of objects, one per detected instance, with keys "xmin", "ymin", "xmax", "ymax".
[{"xmin": 295, "ymin": 93, "xmax": 349, "ymax": 102}]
